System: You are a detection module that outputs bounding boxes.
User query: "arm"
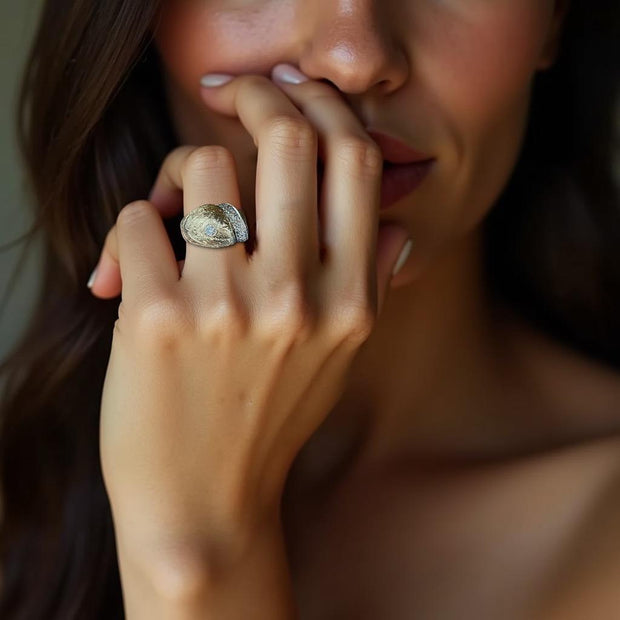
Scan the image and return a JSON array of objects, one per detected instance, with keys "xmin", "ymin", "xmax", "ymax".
[{"xmin": 93, "ymin": 69, "xmax": 408, "ymax": 620}]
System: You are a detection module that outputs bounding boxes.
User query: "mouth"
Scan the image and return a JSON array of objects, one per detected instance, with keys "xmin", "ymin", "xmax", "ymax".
[
  {"xmin": 317, "ymin": 156, "xmax": 435, "ymax": 211},
  {"xmin": 379, "ymin": 159, "xmax": 435, "ymax": 210},
  {"xmin": 317, "ymin": 128, "xmax": 434, "ymax": 210},
  {"xmin": 367, "ymin": 129, "xmax": 432, "ymax": 165}
]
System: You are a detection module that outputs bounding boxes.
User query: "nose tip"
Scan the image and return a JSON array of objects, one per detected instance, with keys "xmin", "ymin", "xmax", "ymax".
[
  {"xmin": 313, "ymin": 43, "xmax": 391, "ymax": 94},
  {"xmin": 297, "ymin": 10, "xmax": 408, "ymax": 95}
]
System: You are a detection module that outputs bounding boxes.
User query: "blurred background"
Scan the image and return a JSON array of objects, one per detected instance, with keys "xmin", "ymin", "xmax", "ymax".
[{"xmin": 0, "ymin": 1, "xmax": 43, "ymax": 373}]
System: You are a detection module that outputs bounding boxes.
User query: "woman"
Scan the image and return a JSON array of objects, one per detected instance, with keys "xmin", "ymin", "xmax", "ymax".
[{"xmin": 1, "ymin": 0, "xmax": 619, "ymax": 617}]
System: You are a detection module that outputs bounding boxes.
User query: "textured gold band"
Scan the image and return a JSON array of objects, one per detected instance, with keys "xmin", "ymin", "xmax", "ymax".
[{"xmin": 180, "ymin": 203, "xmax": 249, "ymax": 249}]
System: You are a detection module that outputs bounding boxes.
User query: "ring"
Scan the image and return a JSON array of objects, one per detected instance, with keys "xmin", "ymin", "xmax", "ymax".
[{"xmin": 180, "ymin": 203, "xmax": 249, "ymax": 249}]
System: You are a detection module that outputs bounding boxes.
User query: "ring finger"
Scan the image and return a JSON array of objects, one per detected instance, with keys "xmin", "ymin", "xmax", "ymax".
[{"xmin": 148, "ymin": 145, "xmax": 247, "ymax": 284}]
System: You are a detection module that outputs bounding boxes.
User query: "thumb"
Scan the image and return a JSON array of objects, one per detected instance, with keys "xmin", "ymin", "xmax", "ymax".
[{"xmin": 375, "ymin": 223, "xmax": 412, "ymax": 316}]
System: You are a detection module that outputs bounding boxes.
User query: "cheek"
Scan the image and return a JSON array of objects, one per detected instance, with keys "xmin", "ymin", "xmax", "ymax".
[
  {"xmin": 155, "ymin": 6, "xmax": 234, "ymax": 97},
  {"xmin": 420, "ymin": 3, "xmax": 552, "ymax": 129},
  {"xmin": 392, "ymin": 3, "xmax": 554, "ymax": 284},
  {"xmin": 419, "ymin": 3, "xmax": 553, "ymax": 223},
  {"xmin": 154, "ymin": 2, "xmax": 296, "ymax": 100}
]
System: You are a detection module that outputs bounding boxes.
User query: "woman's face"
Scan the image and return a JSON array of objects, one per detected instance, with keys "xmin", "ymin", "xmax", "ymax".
[{"xmin": 153, "ymin": 0, "xmax": 565, "ymax": 285}]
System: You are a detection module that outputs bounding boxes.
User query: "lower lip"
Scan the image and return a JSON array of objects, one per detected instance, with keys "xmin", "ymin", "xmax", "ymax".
[{"xmin": 380, "ymin": 160, "xmax": 434, "ymax": 210}]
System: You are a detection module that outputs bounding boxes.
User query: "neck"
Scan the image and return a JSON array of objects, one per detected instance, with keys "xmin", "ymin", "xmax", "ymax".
[
  {"xmin": 289, "ymin": 228, "xmax": 620, "ymax": 491},
  {"xmin": 293, "ymin": 228, "xmax": 558, "ymax": 486},
  {"xmin": 345, "ymin": 228, "xmax": 514, "ymax": 459}
]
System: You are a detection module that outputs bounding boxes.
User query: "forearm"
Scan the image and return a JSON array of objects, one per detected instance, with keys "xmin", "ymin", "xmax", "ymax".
[{"xmin": 116, "ymin": 514, "xmax": 297, "ymax": 620}]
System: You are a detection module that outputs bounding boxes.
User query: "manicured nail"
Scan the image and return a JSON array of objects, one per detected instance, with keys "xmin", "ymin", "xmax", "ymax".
[
  {"xmin": 392, "ymin": 239, "xmax": 413, "ymax": 277},
  {"xmin": 87, "ymin": 266, "xmax": 98, "ymax": 289},
  {"xmin": 200, "ymin": 74, "xmax": 234, "ymax": 88},
  {"xmin": 271, "ymin": 64, "xmax": 309, "ymax": 85}
]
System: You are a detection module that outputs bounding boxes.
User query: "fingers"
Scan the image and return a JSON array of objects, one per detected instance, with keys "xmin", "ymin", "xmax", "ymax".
[
  {"xmin": 148, "ymin": 145, "xmax": 247, "ymax": 283},
  {"xmin": 200, "ymin": 67, "xmax": 385, "ymax": 302},
  {"xmin": 91, "ymin": 68, "xmax": 403, "ymax": 321},
  {"xmin": 200, "ymin": 76, "xmax": 320, "ymax": 280},
  {"xmin": 93, "ymin": 201, "xmax": 179, "ymax": 305},
  {"xmin": 269, "ymin": 65, "xmax": 383, "ymax": 285}
]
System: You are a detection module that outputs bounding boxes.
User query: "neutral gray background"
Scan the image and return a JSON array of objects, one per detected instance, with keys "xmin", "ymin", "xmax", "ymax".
[{"xmin": 0, "ymin": 0, "xmax": 43, "ymax": 365}]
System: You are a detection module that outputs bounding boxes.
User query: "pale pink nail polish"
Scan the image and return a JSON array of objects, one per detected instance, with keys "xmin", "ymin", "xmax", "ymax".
[
  {"xmin": 272, "ymin": 64, "xmax": 309, "ymax": 85},
  {"xmin": 87, "ymin": 266, "xmax": 98, "ymax": 289},
  {"xmin": 200, "ymin": 74, "xmax": 234, "ymax": 88},
  {"xmin": 392, "ymin": 240, "xmax": 413, "ymax": 276}
]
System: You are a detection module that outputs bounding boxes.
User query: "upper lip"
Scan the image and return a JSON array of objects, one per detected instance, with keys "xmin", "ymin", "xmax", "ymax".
[{"xmin": 366, "ymin": 129, "xmax": 433, "ymax": 165}]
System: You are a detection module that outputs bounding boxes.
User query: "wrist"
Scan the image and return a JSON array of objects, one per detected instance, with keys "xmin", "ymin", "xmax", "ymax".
[{"xmin": 115, "ymin": 507, "xmax": 296, "ymax": 618}]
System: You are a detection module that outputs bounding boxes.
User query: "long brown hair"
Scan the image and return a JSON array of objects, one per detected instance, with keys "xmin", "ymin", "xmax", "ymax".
[{"xmin": 1, "ymin": 0, "xmax": 618, "ymax": 617}]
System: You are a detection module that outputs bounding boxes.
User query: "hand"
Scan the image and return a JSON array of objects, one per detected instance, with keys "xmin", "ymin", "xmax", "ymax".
[{"xmin": 91, "ymin": 67, "xmax": 411, "ymax": 584}]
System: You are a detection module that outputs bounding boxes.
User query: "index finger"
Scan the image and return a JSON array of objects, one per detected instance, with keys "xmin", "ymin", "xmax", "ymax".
[{"xmin": 89, "ymin": 201, "xmax": 179, "ymax": 302}]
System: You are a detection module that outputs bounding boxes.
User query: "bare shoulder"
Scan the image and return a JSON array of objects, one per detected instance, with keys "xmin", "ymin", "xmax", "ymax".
[
  {"xmin": 531, "ymin": 444, "xmax": 620, "ymax": 619},
  {"xmin": 499, "ymin": 308, "xmax": 620, "ymax": 431},
  {"xmin": 496, "ymin": 312, "xmax": 620, "ymax": 616}
]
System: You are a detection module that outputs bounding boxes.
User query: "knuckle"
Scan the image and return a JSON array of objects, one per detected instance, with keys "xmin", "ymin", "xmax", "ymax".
[
  {"xmin": 184, "ymin": 145, "xmax": 235, "ymax": 177},
  {"xmin": 200, "ymin": 296, "xmax": 250, "ymax": 340},
  {"xmin": 335, "ymin": 302, "xmax": 377, "ymax": 344},
  {"xmin": 164, "ymin": 145, "xmax": 197, "ymax": 167},
  {"xmin": 263, "ymin": 285, "xmax": 316, "ymax": 339},
  {"xmin": 133, "ymin": 298, "xmax": 188, "ymax": 344},
  {"xmin": 336, "ymin": 137, "xmax": 383, "ymax": 176},
  {"xmin": 262, "ymin": 116, "xmax": 317, "ymax": 158},
  {"xmin": 116, "ymin": 200, "xmax": 153, "ymax": 228}
]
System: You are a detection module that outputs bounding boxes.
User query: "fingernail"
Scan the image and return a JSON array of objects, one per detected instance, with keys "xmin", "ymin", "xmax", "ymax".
[
  {"xmin": 87, "ymin": 266, "xmax": 98, "ymax": 289},
  {"xmin": 200, "ymin": 74, "xmax": 234, "ymax": 88},
  {"xmin": 392, "ymin": 239, "xmax": 413, "ymax": 277},
  {"xmin": 271, "ymin": 64, "xmax": 309, "ymax": 85}
]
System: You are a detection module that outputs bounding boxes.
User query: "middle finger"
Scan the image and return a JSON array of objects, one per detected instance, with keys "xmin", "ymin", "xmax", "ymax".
[
  {"xmin": 270, "ymin": 65, "xmax": 383, "ymax": 287},
  {"xmin": 200, "ymin": 75, "xmax": 320, "ymax": 281}
]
